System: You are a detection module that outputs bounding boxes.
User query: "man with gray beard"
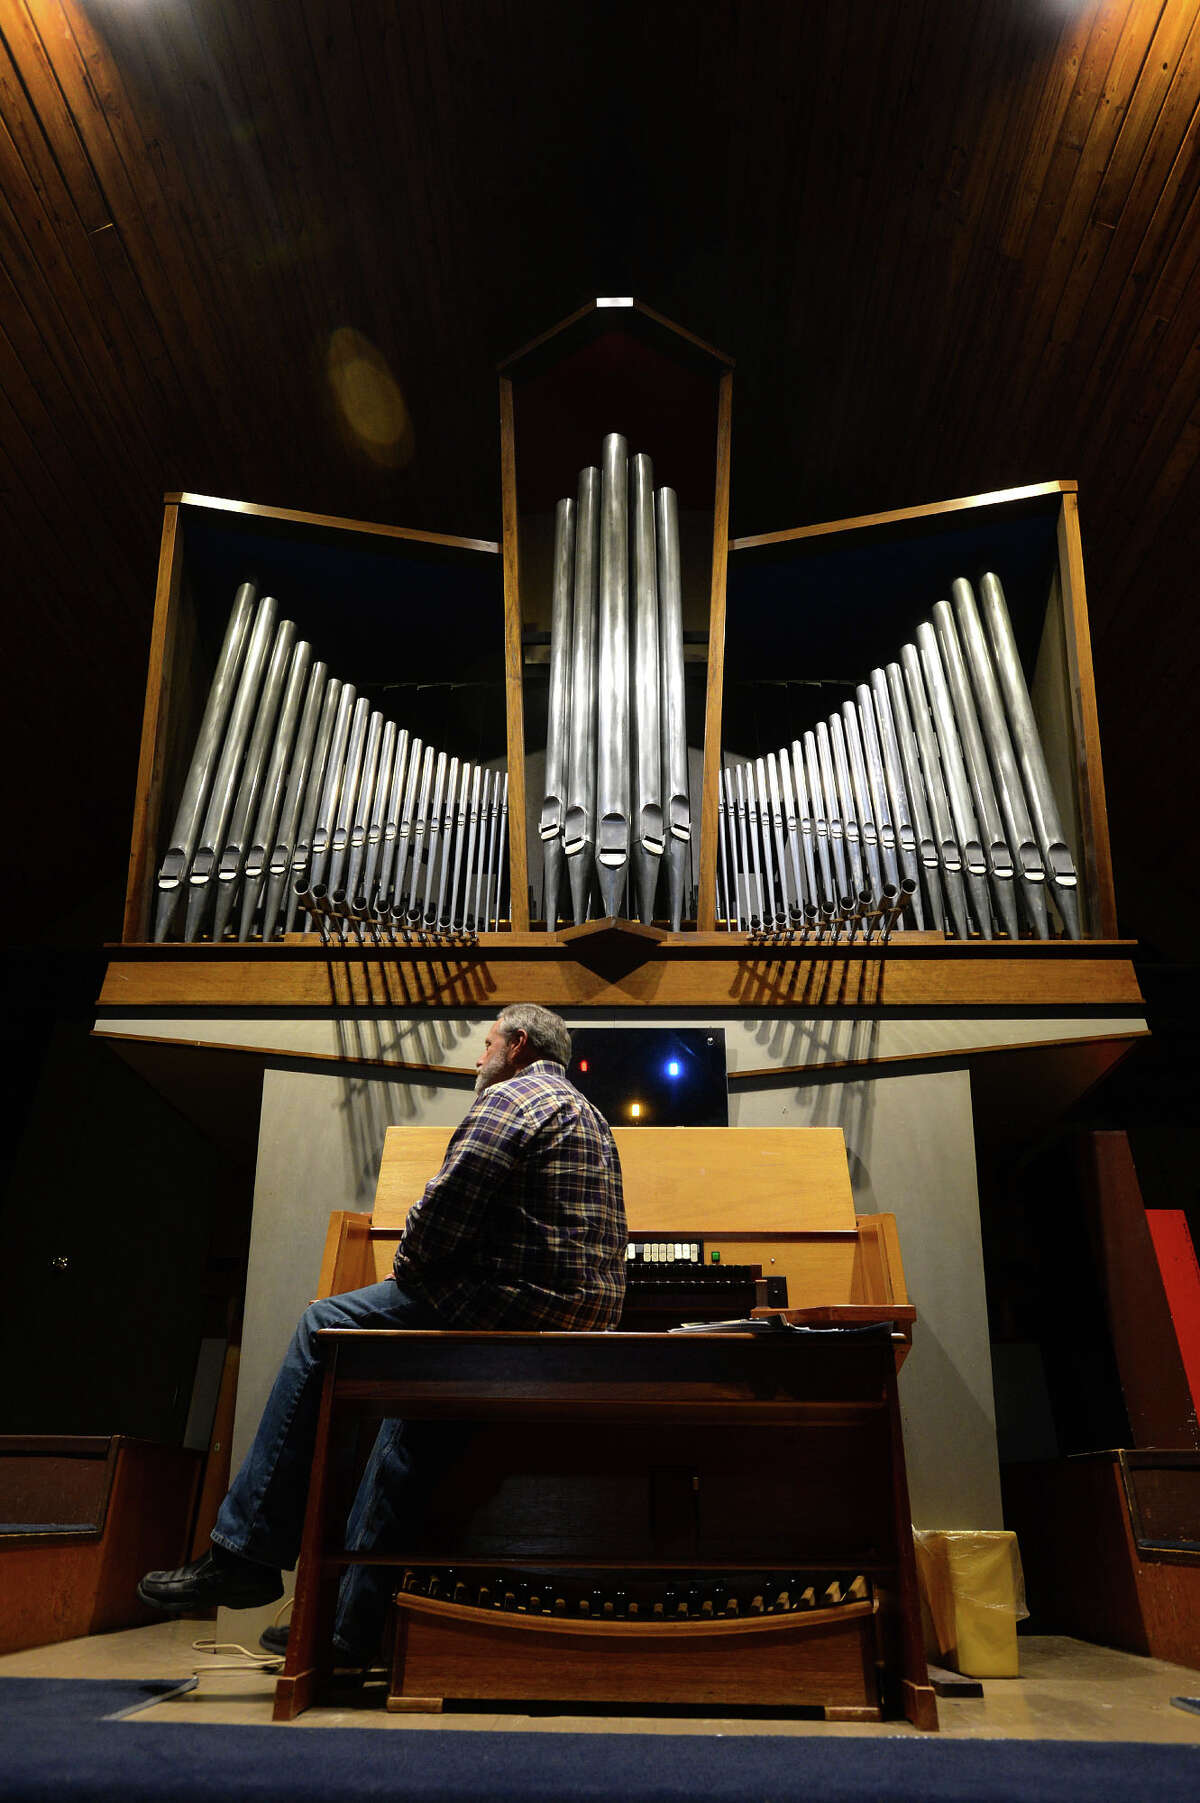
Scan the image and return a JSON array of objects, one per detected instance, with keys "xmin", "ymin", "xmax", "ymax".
[{"xmin": 137, "ymin": 1004, "xmax": 626, "ymax": 1658}]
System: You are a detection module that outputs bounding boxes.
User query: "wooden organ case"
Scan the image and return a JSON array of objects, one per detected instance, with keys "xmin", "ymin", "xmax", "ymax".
[
  {"xmin": 94, "ymin": 299, "xmax": 1148, "ymax": 1728},
  {"xmin": 277, "ymin": 1126, "xmax": 931, "ymax": 1725}
]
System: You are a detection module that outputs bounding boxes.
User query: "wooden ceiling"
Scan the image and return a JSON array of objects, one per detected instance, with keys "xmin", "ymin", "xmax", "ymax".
[{"xmin": 4, "ymin": 0, "xmax": 1198, "ymax": 958}]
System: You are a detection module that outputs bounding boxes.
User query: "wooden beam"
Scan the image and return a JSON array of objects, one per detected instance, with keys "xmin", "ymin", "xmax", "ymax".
[{"xmin": 123, "ymin": 501, "xmax": 182, "ymax": 942}]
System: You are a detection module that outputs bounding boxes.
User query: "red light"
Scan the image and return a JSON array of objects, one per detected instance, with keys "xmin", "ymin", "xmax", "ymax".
[{"xmin": 578, "ymin": 1059, "xmax": 589, "ymax": 1073}]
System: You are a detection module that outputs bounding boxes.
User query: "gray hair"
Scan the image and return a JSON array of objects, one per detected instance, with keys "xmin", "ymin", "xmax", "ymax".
[{"xmin": 497, "ymin": 1004, "xmax": 572, "ymax": 1068}]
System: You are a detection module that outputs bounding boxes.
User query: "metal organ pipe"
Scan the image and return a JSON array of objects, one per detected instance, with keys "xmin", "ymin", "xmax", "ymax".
[
  {"xmin": 719, "ymin": 566, "xmax": 1085, "ymax": 942},
  {"xmin": 150, "ymin": 580, "xmax": 509, "ymax": 944},
  {"xmin": 539, "ymin": 436, "xmax": 692, "ymax": 928}
]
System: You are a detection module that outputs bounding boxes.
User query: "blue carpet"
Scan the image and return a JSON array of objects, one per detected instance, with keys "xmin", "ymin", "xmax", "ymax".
[{"xmin": 0, "ymin": 1678, "xmax": 1197, "ymax": 1802}]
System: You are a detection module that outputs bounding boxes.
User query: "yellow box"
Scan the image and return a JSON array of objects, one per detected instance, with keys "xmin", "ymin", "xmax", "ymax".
[{"xmin": 913, "ymin": 1529, "xmax": 1027, "ymax": 1677}]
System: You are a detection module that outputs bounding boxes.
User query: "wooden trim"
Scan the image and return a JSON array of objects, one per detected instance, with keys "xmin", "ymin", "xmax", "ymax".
[
  {"xmin": 316, "ymin": 1212, "xmax": 373, "ymax": 1297},
  {"xmin": 730, "ymin": 1028, "xmax": 1150, "ymax": 1083},
  {"xmin": 630, "ymin": 300, "xmax": 735, "ymax": 368},
  {"xmin": 92, "ymin": 1027, "xmax": 477, "ymax": 1080},
  {"xmin": 698, "ymin": 368, "xmax": 733, "ymax": 930},
  {"xmin": 1057, "ymin": 492, "xmax": 1118, "ymax": 936},
  {"xmin": 884, "ymin": 1354, "xmax": 938, "ymax": 1730},
  {"xmin": 123, "ymin": 501, "xmax": 183, "ymax": 941},
  {"xmin": 273, "ymin": 1355, "xmax": 339, "ymax": 1723},
  {"xmin": 95, "ymin": 947, "xmax": 1146, "ymax": 1010},
  {"xmin": 730, "ymin": 480, "xmax": 1077, "ymax": 552},
  {"xmin": 496, "ymin": 300, "xmax": 600, "ymax": 372},
  {"xmin": 393, "ymin": 1590, "xmax": 870, "ymax": 1638},
  {"xmin": 498, "ymin": 375, "xmax": 530, "ymax": 929},
  {"xmin": 165, "ymin": 492, "xmax": 499, "ymax": 556}
]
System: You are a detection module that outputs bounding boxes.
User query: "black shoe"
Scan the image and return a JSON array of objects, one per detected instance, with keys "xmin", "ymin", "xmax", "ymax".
[
  {"xmin": 260, "ymin": 1621, "xmax": 290, "ymax": 1657},
  {"xmin": 138, "ymin": 1548, "xmax": 283, "ymax": 1614}
]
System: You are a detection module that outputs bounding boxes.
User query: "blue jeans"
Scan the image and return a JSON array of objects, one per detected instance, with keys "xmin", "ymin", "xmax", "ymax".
[{"xmin": 212, "ymin": 1277, "xmax": 443, "ymax": 1654}]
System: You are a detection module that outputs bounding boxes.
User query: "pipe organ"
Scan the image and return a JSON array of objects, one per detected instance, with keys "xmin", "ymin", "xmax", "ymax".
[
  {"xmin": 152, "ymin": 584, "xmax": 509, "ymax": 945},
  {"xmin": 100, "ymin": 302, "xmax": 1145, "ymax": 1729},
  {"xmin": 719, "ymin": 572, "xmax": 1081, "ymax": 943},
  {"xmin": 539, "ymin": 435, "xmax": 691, "ymax": 931}
]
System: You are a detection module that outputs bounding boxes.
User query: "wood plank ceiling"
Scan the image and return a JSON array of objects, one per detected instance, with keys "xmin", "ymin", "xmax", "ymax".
[{"xmin": 2, "ymin": 0, "xmax": 1198, "ymax": 959}]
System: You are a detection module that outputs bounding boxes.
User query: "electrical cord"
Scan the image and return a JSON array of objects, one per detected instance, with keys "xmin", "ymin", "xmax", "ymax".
[{"xmin": 189, "ymin": 1639, "xmax": 283, "ymax": 1673}]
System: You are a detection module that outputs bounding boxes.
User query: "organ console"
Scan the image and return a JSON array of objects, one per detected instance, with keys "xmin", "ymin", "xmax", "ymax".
[{"xmin": 278, "ymin": 1125, "xmax": 931, "ymax": 1726}]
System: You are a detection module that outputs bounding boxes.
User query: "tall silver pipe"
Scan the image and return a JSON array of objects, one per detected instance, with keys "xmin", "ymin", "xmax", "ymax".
[
  {"xmin": 754, "ymin": 758, "xmax": 780, "ymax": 927},
  {"xmin": 595, "ymin": 433, "xmax": 630, "ymax": 916},
  {"xmin": 565, "ymin": 467, "xmax": 600, "ymax": 925},
  {"xmin": 262, "ymin": 660, "xmax": 330, "ymax": 942},
  {"xmin": 447, "ymin": 761, "xmax": 472, "ymax": 932},
  {"xmin": 238, "ymin": 638, "xmax": 313, "ymax": 941},
  {"xmin": 839, "ymin": 704, "xmax": 883, "ymax": 907},
  {"xmin": 154, "ymin": 582, "xmax": 257, "ymax": 941},
  {"xmin": 815, "ymin": 722, "xmax": 851, "ymax": 904},
  {"xmin": 734, "ymin": 762, "xmax": 754, "ymax": 929},
  {"xmin": 868, "ymin": 670, "xmax": 924, "ymax": 928},
  {"xmin": 460, "ymin": 763, "xmax": 482, "ymax": 930},
  {"xmin": 829, "ymin": 712, "xmax": 867, "ymax": 899},
  {"xmin": 404, "ymin": 743, "xmax": 436, "ymax": 923},
  {"xmin": 778, "ymin": 747, "xmax": 808, "ymax": 917},
  {"xmin": 951, "ymin": 579, "xmax": 1050, "ymax": 939},
  {"xmin": 387, "ymin": 732, "xmax": 423, "ymax": 915},
  {"xmin": 790, "ymin": 741, "xmax": 821, "ymax": 909},
  {"xmin": 854, "ymin": 686, "xmax": 899, "ymax": 893},
  {"xmin": 434, "ymin": 755, "xmax": 459, "ymax": 928},
  {"xmin": 497, "ymin": 772, "xmax": 510, "ymax": 927},
  {"xmin": 884, "ymin": 661, "xmax": 946, "ymax": 935},
  {"xmin": 656, "ymin": 486, "xmax": 690, "ymax": 932},
  {"xmin": 716, "ymin": 772, "xmax": 731, "ymax": 929},
  {"xmin": 742, "ymin": 760, "xmax": 765, "ymax": 927},
  {"xmin": 324, "ymin": 695, "xmax": 371, "ymax": 906},
  {"xmin": 899, "ymin": 646, "xmax": 973, "ymax": 939},
  {"xmin": 767, "ymin": 752, "xmax": 794, "ymax": 922},
  {"xmin": 472, "ymin": 769, "xmax": 493, "ymax": 931},
  {"xmin": 541, "ymin": 497, "xmax": 575, "ymax": 929},
  {"xmin": 723, "ymin": 765, "xmax": 744, "ymax": 930},
  {"xmin": 631, "ymin": 455, "xmax": 664, "ymax": 924},
  {"xmin": 803, "ymin": 731, "xmax": 836, "ymax": 909},
  {"xmin": 209, "ymin": 616, "xmax": 297, "ymax": 940},
  {"xmin": 931, "ymin": 603, "xmax": 1020, "ymax": 939},
  {"xmin": 306, "ymin": 681, "xmax": 357, "ymax": 896},
  {"xmin": 339, "ymin": 709, "xmax": 384, "ymax": 913},
  {"xmin": 914, "ymin": 628, "xmax": 993, "ymax": 938},
  {"xmin": 371, "ymin": 727, "xmax": 411, "ymax": 915},
  {"xmin": 358, "ymin": 719, "xmax": 397, "ymax": 915},
  {"xmin": 283, "ymin": 676, "xmax": 343, "ymax": 934},
  {"xmin": 422, "ymin": 750, "xmax": 449, "ymax": 925},
  {"xmin": 185, "ymin": 594, "xmax": 279, "ymax": 939},
  {"xmin": 978, "ymin": 570, "xmax": 1082, "ymax": 938},
  {"xmin": 483, "ymin": 767, "xmax": 504, "ymax": 931}
]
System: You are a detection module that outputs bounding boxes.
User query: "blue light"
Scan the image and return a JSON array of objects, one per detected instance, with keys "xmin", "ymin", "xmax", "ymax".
[{"xmin": 666, "ymin": 1060, "xmax": 681, "ymax": 1078}]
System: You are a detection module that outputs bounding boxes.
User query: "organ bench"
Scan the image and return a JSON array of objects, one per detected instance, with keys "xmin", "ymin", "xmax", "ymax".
[{"xmin": 273, "ymin": 1125, "xmax": 934, "ymax": 1728}]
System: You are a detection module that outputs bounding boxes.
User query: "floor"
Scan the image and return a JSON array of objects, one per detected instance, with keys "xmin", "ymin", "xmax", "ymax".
[{"xmin": 1, "ymin": 1617, "xmax": 1198, "ymax": 1741}]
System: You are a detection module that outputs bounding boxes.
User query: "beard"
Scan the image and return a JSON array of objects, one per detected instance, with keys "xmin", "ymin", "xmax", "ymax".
[{"xmin": 474, "ymin": 1049, "xmax": 510, "ymax": 1094}]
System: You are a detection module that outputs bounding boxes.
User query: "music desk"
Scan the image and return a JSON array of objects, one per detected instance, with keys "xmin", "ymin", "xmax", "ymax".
[{"xmin": 273, "ymin": 1324, "xmax": 936, "ymax": 1729}]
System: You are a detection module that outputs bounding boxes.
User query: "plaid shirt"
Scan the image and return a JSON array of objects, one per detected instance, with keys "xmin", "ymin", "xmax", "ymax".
[{"xmin": 392, "ymin": 1060, "xmax": 627, "ymax": 1329}]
